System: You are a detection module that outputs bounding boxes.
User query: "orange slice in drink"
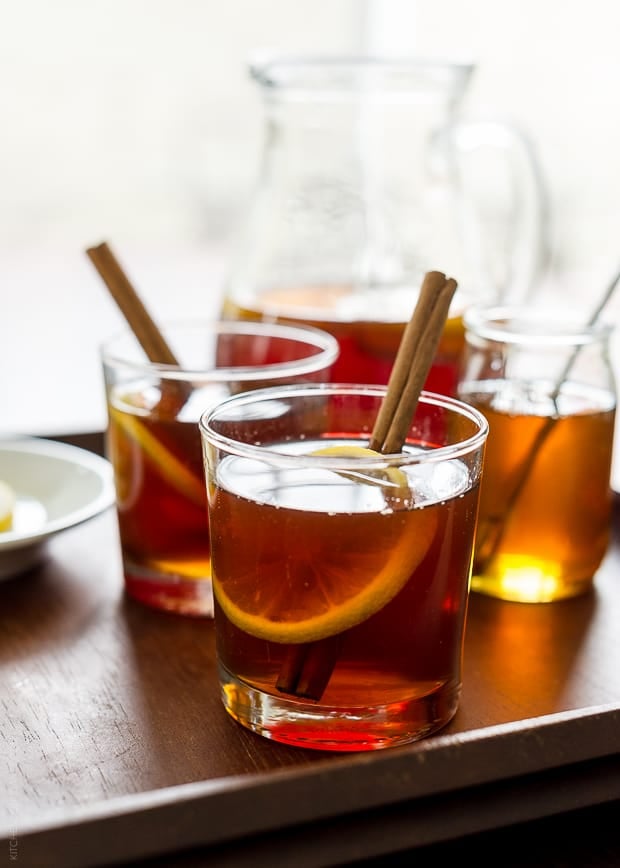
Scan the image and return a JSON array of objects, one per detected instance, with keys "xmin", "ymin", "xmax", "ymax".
[
  {"xmin": 213, "ymin": 445, "xmax": 437, "ymax": 644},
  {"xmin": 309, "ymin": 444, "xmax": 409, "ymax": 489},
  {"xmin": 108, "ymin": 406, "xmax": 206, "ymax": 508},
  {"xmin": 0, "ymin": 480, "xmax": 15, "ymax": 532}
]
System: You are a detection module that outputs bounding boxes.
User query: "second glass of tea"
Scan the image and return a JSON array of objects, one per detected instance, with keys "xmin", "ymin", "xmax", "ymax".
[
  {"xmin": 200, "ymin": 384, "xmax": 488, "ymax": 751},
  {"xmin": 101, "ymin": 320, "xmax": 338, "ymax": 617},
  {"xmin": 459, "ymin": 305, "xmax": 616, "ymax": 603}
]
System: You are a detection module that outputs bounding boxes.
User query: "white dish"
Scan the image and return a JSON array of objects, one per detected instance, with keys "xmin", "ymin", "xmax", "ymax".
[{"xmin": 0, "ymin": 437, "xmax": 115, "ymax": 580}]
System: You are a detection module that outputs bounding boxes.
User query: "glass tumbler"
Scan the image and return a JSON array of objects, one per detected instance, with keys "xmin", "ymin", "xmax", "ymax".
[
  {"xmin": 200, "ymin": 384, "xmax": 488, "ymax": 751},
  {"xmin": 459, "ymin": 305, "xmax": 616, "ymax": 603},
  {"xmin": 101, "ymin": 320, "xmax": 338, "ymax": 617}
]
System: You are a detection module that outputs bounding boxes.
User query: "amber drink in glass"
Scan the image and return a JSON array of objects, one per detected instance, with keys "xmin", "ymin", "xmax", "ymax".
[
  {"xmin": 102, "ymin": 321, "xmax": 338, "ymax": 616},
  {"xmin": 459, "ymin": 305, "xmax": 616, "ymax": 603},
  {"xmin": 200, "ymin": 384, "xmax": 488, "ymax": 751}
]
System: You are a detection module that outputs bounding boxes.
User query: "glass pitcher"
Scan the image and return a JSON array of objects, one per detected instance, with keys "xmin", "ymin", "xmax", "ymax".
[{"xmin": 221, "ymin": 56, "xmax": 548, "ymax": 394}]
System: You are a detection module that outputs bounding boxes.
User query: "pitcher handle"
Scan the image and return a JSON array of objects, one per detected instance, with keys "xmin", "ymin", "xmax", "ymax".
[{"xmin": 452, "ymin": 120, "xmax": 551, "ymax": 303}]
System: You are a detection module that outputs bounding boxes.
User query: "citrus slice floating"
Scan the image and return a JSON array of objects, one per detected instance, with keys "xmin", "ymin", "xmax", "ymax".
[
  {"xmin": 308, "ymin": 444, "xmax": 409, "ymax": 489},
  {"xmin": 108, "ymin": 407, "xmax": 206, "ymax": 508},
  {"xmin": 214, "ymin": 444, "xmax": 437, "ymax": 644},
  {"xmin": 0, "ymin": 480, "xmax": 15, "ymax": 532}
]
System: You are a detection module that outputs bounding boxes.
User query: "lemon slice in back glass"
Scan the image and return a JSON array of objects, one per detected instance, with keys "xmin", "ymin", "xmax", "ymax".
[{"xmin": 108, "ymin": 401, "xmax": 205, "ymax": 508}]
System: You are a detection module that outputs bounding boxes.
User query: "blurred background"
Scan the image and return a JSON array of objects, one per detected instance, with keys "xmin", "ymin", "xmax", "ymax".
[{"xmin": 2, "ymin": 0, "xmax": 619, "ymax": 436}]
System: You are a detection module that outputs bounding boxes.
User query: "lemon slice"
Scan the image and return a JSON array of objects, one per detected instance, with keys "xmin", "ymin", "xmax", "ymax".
[
  {"xmin": 213, "ymin": 444, "xmax": 437, "ymax": 644},
  {"xmin": 0, "ymin": 480, "xmax": 15, "ymax": 532},
  {"xmin": 309, "ymin": 444, "xmax": 409, "ymax": 489},
  {"xmin": 108, "ymin": 407, "xmax": 206, "ymax": 508}
]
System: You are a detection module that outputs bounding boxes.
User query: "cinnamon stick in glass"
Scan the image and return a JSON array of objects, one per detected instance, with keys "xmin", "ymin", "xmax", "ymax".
[
  {"xmin": 87, "ymin": 242, "xmax": 179, "ymax": 366},
  {"xmin": 276, "ymin": 271, "xmax": 458, "ymax": 700},
  {"xmin": 86, "ymin": 241, "xmax": 191, "ymax": 409}
]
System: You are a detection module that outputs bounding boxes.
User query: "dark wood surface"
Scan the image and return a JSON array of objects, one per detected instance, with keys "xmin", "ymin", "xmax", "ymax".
[{"xmin": 1, "ymin": 433, "xmax": 620, "ymax": 868}]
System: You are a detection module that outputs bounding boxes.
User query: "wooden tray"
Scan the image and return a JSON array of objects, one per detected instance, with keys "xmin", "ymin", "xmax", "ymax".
[{"xmin": 1, "ymin": 437, "xmax": 619, "ymax": 867}]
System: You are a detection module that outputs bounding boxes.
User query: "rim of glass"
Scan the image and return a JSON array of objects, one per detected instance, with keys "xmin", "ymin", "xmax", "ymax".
[
  {"xmin": 463, "ymin": 305, "xmax": 614, "ymax": 348},
  {"xmin": 250, "ymin": 53, "xmax": 474, "ymax": 91},
  {"xmin": 200, "ymin": 383, "xmax": 488, "ymax": 467},
  {"xmin": 101, "ymin": 319, "xmax": 339, "ymax": 382}
]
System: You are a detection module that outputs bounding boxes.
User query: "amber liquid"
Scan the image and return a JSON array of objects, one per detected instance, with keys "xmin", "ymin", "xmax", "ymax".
[
  {"xmin": 222, "ymin": 286, "xmax": 466, "ymax": 395},
  {"xmin": 209, "ymin": 438, "xmax": 480, "ymax": 750},
  {"xmin": 107, "ymin": 384, "xmax": 221, "ymax": 615},
  {"xmin": 463, "ymin": 380, "xmax": 615, "ymax": 602}
]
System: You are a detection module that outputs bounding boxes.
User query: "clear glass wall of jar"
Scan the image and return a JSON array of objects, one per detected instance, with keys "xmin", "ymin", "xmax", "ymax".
[{"xmin": 459, "ymin": 304, "xmax": 616, "ymax": 602}]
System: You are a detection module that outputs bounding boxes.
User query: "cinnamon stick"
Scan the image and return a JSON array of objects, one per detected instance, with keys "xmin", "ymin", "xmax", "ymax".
[
  {"xmin": 87, "ymin": 242, "xmax": 180, "ymax": 366},
  {"xmin": 86, "ymin": 241, "xmax": 191, "ymax": 409},
  {"xmin": 370, "ymin": 272, "xmax": 457, "ymax": 453},
  {"xmin": 277, "ymin": 271, "xmax": 458, "ymax": 701},
  {"xmin": 276, "ymin": 635, "xmax": 343, "ymax": 699}
]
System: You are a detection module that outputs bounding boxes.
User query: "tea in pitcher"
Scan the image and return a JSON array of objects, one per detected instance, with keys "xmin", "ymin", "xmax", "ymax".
[
  {"xmin": 221, "ymin": 56, "xmax": 548, "ymax": 394},
  {"xmin": 222, "ymin": 287, "xmax": 466, "ymax": 394}
]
